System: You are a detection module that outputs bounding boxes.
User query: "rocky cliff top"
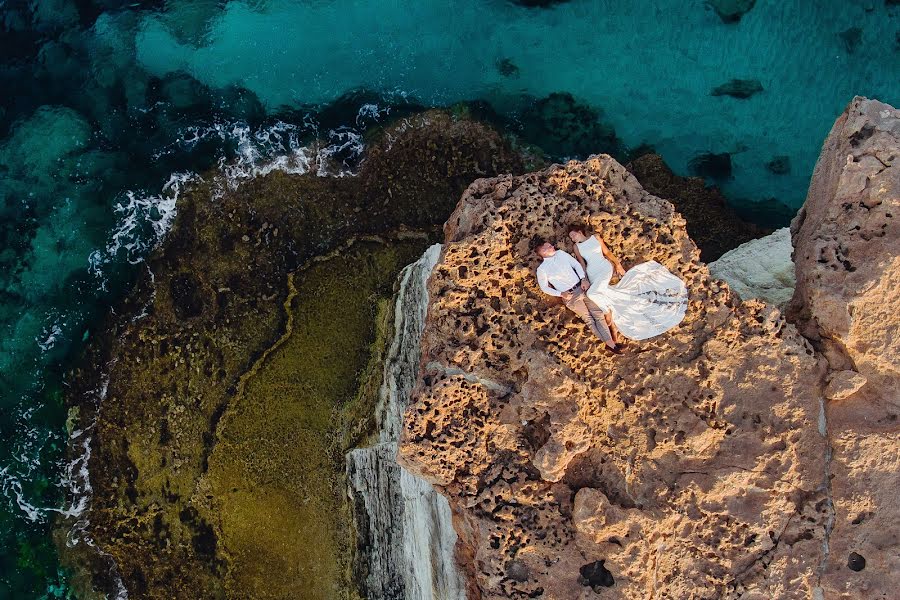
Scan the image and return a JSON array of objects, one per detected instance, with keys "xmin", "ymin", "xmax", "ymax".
[
  {"xmin": 400, "ymin": 97, "xmax": 899, "ymax": 599},
  {"xmin": 399, "ymin": 156, "xmax": 828, "ymax": 599}
]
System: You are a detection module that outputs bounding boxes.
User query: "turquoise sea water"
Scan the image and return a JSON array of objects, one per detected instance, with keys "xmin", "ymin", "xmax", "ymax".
[{"xmin": 1, "ymin": 0, "xmax": 898, "ymax": 596}]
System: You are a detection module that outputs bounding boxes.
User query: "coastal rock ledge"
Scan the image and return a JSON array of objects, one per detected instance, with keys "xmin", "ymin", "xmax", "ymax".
[{"xmin": 399, "ymin": 97, "xmax": 899, "ymax": 599}]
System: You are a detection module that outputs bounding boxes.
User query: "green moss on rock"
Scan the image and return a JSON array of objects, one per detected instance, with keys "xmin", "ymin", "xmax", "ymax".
[
  {"xmin": 206, "ymin": 240, "xmax": 424, "ymax": 600},
  {"xmin": 59, "ymin": 109, "xmax": 535, "ymax": 598}
]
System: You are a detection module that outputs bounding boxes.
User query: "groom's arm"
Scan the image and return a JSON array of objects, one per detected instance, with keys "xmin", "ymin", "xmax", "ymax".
[{"xmin": 536, "ymin": 267, "xmax": 561, "ymax": 297}]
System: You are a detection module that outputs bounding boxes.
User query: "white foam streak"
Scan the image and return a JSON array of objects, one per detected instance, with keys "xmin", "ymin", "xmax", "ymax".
[
  {"xmin": 107, "ymin": 171, "xmax": 196, "ymax": 262},
  {"xmin": 37, "ymin": 321, "xmax": 64, "ymax": 353},
  {"xmin": 0, "ymin": 376, "xmax": 108, "ymax": 526},
  {"xmin": 88, "ymin": 171, "xmax": 197, "ymax": 289}
]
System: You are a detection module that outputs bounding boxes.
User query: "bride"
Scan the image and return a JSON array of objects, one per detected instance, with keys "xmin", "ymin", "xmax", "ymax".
[{"xmin": 569, "ymin": 225, "xmax": 688, "ymax": 342}]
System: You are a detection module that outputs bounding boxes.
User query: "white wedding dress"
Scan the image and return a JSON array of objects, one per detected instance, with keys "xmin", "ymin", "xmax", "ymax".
[{"xmin": 577, "ymin": 236, "xmax": 688, "ymax": 340}]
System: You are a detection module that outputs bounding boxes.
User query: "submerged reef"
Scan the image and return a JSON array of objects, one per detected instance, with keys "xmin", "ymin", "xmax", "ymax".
[
  {"xmin": 711, "ymin": 78, "xmax": 764, "ymax": 99},
  {"xmin": 706, "ymin": 0, "xmax": 757, "ymax": 24},
  {"xmin": 626, "ymin": 153, "xmax": 763, "ymax": 260},
  {"xmin": 518, "ymin": 93, "xmax": 625, "ymax": 161},
  {"xmin": 399, "ymin": 97, "xmax": 899, "ymax": 598},
  {"xmin": 59, "ymin": 110, "xmax": 533, "ymax": 598}
]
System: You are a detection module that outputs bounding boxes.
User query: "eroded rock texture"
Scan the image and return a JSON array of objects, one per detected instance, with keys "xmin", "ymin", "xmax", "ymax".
[
  {"xmin": 400, "ymin": 156, "xmax": 830, "ymax": 599},
  {"xmin": 790, "ymin": 96, "xmax": 899, "ymax": 401},
  {"xmin": 789, "ymin": 96, "xmax": 900, "ymax": 599}
]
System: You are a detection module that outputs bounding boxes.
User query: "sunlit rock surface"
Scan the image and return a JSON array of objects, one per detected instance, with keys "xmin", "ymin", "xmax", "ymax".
[
  {"xmin": 400, "ymin": 156, "xmax": 829, "ymax": 599},
  {"xmin": 788, "ymin": 96, "xmax": 900, "ymax": 599},
  {"xmin": 400, "ymin": 97, "xmax": 900, "ymax": 599}
]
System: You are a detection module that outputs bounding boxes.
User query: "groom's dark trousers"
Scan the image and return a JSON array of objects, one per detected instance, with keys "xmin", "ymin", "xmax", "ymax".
[{"xmin": 562, "ymin": 287, "xmax": 613, "ymax": 344}]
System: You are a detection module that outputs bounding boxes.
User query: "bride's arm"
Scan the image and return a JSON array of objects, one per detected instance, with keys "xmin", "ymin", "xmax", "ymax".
[
  {"xmin": 572, "ymin": 246, "xmax": 591, "ymax": 289},
  {"xmin": 596, "ymin": 235, "xmax": 625, "ymax": 276}
]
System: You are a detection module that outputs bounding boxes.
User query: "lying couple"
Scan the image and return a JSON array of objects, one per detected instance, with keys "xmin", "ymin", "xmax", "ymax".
[{"xmin": 535, "ymin": 225, "xmax": 689, "ymax": 352}]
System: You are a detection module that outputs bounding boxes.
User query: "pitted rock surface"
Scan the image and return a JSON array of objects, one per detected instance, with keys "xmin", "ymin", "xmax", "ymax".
[
  {"xmin": 789, "ymin": 97, "xmax": 900, "ymax": 599},
  {"xmin": 790, "ymin": 96, "xmax": 899, "ymax": 400},
  {"xmin": 399, "ymin": 156, "xmax": 830, "ymax": 599}
]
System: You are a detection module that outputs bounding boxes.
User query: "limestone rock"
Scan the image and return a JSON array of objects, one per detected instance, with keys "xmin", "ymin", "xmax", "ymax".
[
  {"xmin": 789, "ymin": 96, "xmax": 900, "ymax": 400},
  {"xmin": 709, "ymin": 227, "xmax": 795, "ymax": 308},
  {"xmin": 824, "ymin": 370, "xmax": 867, "ymax": 401},
  {"xmin": 400, "ymin": 156, "xmax": 828, "ymax": 599},
  {"xmin": 789, "ymin": 97, "xmax": 900, "ymax": 599}
]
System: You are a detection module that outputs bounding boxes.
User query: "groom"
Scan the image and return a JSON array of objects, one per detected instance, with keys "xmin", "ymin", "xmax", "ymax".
[{"xmin": 534, "ymin": 240, "xmax": 615, "ymax": 349}]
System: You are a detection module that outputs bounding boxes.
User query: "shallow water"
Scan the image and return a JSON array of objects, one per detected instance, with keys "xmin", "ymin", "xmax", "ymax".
[{"xmin": 0, "ymin": 0, "xmax": 898, "ymax": 596}]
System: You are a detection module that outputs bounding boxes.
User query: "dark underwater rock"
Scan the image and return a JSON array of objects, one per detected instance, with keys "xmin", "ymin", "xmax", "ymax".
[
  {"xmin": 510, "ymin": 0, "xmax": 571, "ymax": 7},
  {"xmin": 496, "ymin": 57, "xmax": 520, "ymax": 78},
  {"xmin": 766, "ymin": 155, "xmax": 791, "ymax": 175},
  {"xmin": 840, "ymin": 27, "xmax": 863, "ymax": 54},
  {"xmin": 627, "ymin": 153, "xmax": 762, "ymax": 260},
  {"xmin": 706, "ymin": 0, "xmax": 756, "ymax": 23},
  {"xmin": 519, "ymin": 92, "xmax": 624, "ymax": 160},
  {"xmin": 711, "ymin": 78, "xmax": 763, "ymax": 99},
  {"xmin": 731, "ymin": 196, "xmax": 796, "ymax": 228},
  {"xmin": 689, "ymin": 151, "xmax": 733, "ymax": 181},
  {"xmin": 212, "ymin": 85, "xmax": 267, "ymax": 125}
]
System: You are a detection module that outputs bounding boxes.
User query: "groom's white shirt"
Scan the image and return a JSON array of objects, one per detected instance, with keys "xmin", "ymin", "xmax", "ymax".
[{"xmin": 536, "ymin": 251, "xmax": 585, "ymax": 297}]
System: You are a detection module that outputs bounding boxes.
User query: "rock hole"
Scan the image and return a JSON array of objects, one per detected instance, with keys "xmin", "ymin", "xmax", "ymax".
[
  {"xmin": 847, "ymin": 552, "xmax": 866, "ymax": 572},
  {"xmin": 849, "ymin": 123, "xmax": 875, "ymax": 146},
  {"xmin": 579, "ymin": 560, "xmax": 615, "ymax": 589},
  {"xmin": 506, "ymin": 559, "xmax": 529, "ymax": 582}
]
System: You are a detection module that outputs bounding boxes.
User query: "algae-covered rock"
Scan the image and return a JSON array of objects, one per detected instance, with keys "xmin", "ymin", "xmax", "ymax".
[
  {"xmin": 627, "ymin": 152, "xmax": 763, "ymax": 260},
  {"xmin": 205, "ymin": 239, "xmax": 426, "ymax": 599},
  {"xmin": 61, "ymin": 109, "xmax": 533, "ymax": 598}
]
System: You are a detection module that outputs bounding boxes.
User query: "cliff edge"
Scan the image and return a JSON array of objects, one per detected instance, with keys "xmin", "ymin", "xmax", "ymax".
[
  {"xmin": 400, "ymin": 97, "xmax": 899, "ymax": 599},
  {"xmin": 789, "ymin": 96, "xmax": 900, "ymax": 599}
]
